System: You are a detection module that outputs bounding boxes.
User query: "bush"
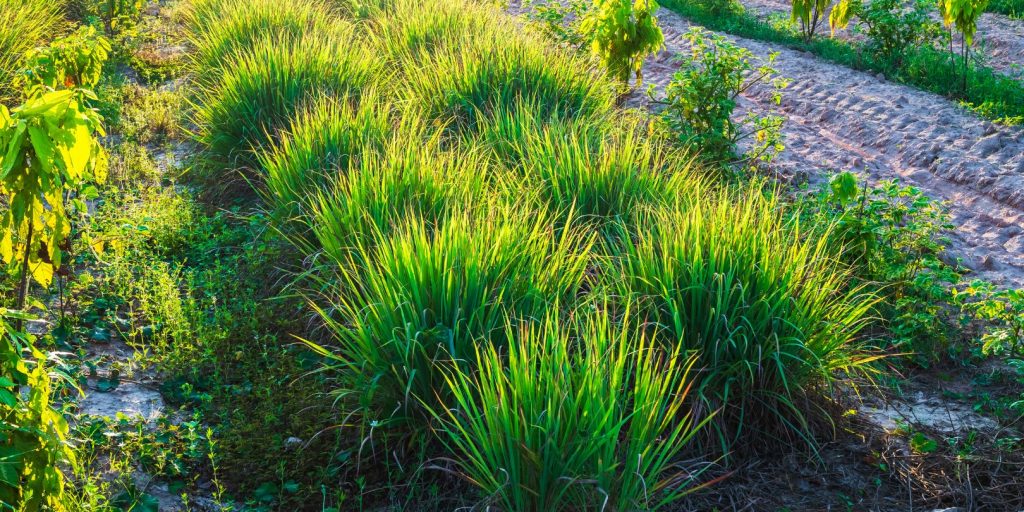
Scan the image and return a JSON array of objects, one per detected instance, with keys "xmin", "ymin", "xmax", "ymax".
[
  {"xmin": 432, "ymin": 307, "xmax": 709, "ymax": 511},
  {"xmin": 308, "ymin": 207, "xmax": 593, "ymax": 432},
  {"xmin": 191, "ymin": 30, "xmax": 379, "ymax": 178},
  {"xmin": 612, "ymin": 184, "xmax": 878, "ymax": 449},
  {"xmin": 800, "ymin": 172, "xmax": 962, "ymax": 361},
  {"xmin": 17, "ymin": 25, "xmax": 111, "ymax": 94},
  {"xmin": 658, "ymin": 27, "xmax": 786, "ymax": 168},
  {"xmin": 0, "ymin": 0, "xmax": 63, "ymax": 103},
  {"xmin": 850, "ymin": 0, "xmax": 941, "ymax": 64}
]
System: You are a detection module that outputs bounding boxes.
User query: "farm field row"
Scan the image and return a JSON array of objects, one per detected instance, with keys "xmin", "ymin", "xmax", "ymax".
[{"xmin": 633, "ymin": 3, "xmax": 1024, "ymax": 289}]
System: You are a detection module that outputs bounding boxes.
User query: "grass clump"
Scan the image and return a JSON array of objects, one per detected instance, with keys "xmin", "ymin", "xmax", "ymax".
[
  {"xmin": 308, "ymin": 207, "xmax": 594, "ymax": 431},
  {"xmin": 191, "ymin": 30, "xmax": 379, "ymax": 181},
  {"xmin": 432, "ymin": 307, "xmax": 710, "ymax": 511},
  {"xmin": 184, "ymin": 0, "xmax": 343, "ymax": 76},
  {"xmin": 305, "ymin": 143, "xmax": 490, "ymax": 263},
  {"xmin": 510, "ymin": 116, "xmax": 699, "ymax": 226},
  {"xmin": 612, "ymin": 184, "xmax": 879, "ymax": 450},
  {"xmin": 258, "ymin": 92, "xmax": 401, "ymax": 227},
  {"xmin": 0, "ymin": 0, "xmax": 63, "ymax": 103},
  {"xmin": 395, "ymin": 1, "xmax": 614, "ymax": 140}
]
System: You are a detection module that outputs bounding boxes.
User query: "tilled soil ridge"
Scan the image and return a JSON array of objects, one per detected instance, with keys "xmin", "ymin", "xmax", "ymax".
[{"xmin": 632, "ymin": 8, "xmax": 1024, "ymax": 288}]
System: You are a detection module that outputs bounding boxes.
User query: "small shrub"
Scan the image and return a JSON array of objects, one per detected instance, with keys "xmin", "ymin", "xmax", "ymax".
[
  {"xmin": 524, "ymin": 0, "xmax": 593, "ymax": 47},
  {"xmin": 17, "ymin": 26, "xmax": 111, "ymax": 94},
  {"xmin": 612, "ymin": 184, "xmax": 877, "ymax": 448},
  {"xmin": 658, "ymin": 27, "xmax": 787, "ymax": 168},
  {"xmin": 853, "ymin": 0, "xmax": 941, "ymax": 64},
  {"xmin": 579, "ymin": 0, "xmax": 664, "ymax": 86},
  {"xmin": 956, "ymin": 282, "xmax": 1024, "ymax": 361},
  {"xmin": 432, "ymin": 307, "xmax": 710, "ymax": 511},
  {"xmin": 800, "ymin": 172, "xmax": 961, "ymax": 361}
]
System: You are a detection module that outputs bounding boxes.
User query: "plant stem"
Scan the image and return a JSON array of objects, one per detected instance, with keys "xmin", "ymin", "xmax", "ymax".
[{"xmin": 15, "ymin": 214, "xmax": 34, "ymax": 332}]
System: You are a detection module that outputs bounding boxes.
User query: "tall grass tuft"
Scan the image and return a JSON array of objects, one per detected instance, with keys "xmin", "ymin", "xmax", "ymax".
[
  {"xmin": 510, "ymin": 115, "xmax": 700, "ymax": 226},
  {"xmin": 368, "ymin": 0, "xmax": 495, "ymax": 61},
  {"xmin": 611, "ymin": 184, "xmax": 879, "ymax": 450},
  {"xmin": 191, "ymin": 30, "xmax": 380, "ymax": 179},
  {"xmin": 432, "ymin": 306, "xmax": 712, "ymax": 511},
  {"xmin": 306, "ymin": 207, "xmax": 594, "ymax": 431},
  {"xmin": 258, "ymin": 92, "xmax": 402, "ymax": 228},
  {"xmin": 302, "ymin": 141, "xmax": 491, "ymax": 262},
  {"xmin": 0, "ymin": 0, "xmax": 63, "ymax": 103},
  {"xmin": 393, "ymin": 0, "xmax": 614, "ymax": 140},
  {"xmin": 183, "ymin": 0, "xmax": 344, "ymax": 78}
]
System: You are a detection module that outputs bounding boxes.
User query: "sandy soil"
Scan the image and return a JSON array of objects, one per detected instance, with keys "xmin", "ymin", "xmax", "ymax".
[
  {"xmin": 631, "ymin": 8, "xmax": 1024, "ymax": 289},
  {"xmin": 740, "ymin": 0, "xmax": 1024, "ymax": 78}
]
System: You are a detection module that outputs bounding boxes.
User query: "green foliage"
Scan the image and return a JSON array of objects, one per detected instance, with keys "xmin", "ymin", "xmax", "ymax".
[
  {"xmin": 68, "ymin": 0, "xmax": 144, "ymax": 34},
  {"xmin": 184, "ymin": 0, "xmax": 342, "ymax": 77},
  {"xmin": 398, "ymin": 7, "xmax": 613, "ymax": 142},
  {"xmin": 0, "ymin": 0, "xmax": 63, "ymax": 104},
  {"xmin": 17, "ymin": 26, "xmax": 111, "ymax": 95},
  {"xmin": 956, "ymin": 282, "xmax": 1024, "ymax": 361},
  {"xmin": 939, "ymin": 0, "xmax": 989, "ymax": 45},
  {"xmin": 791, "ymin": 0, "xmax": 835, "ymax": 40},
  {"xmin": 524, "ymin": 0, "xmax": 593, "ymax": 47},
  {"xmin": 613, "ymin": 184, "xmax": 878, "ymax": 448},
  {"xmin": 257, "ymin": 93, "xmax": 399, "ymax": 231},
  {"xmin": 0, "ymin": 311, "xmax": 74, "ymax": 512},
  {"xmin": 847, "ymin": 0, "xmax": 942, "ymax": 64},
  {"xmin": 304, "ymin": 142, "xmax": 488, "ymax": 264},
  {"xmin": 432, "ymin": 308, "xmax": 710, "ymax": 511},
  {"xmin": 803, "ymin": 172, "xmax": 961, "ymax": 360},
  {"xmin": 0, "ymin": 89, "xmax": 107, "ymax": 290},
  {"xmin": 510, "ymin": 115, "xmax": 696, "ymax": 224},
  {"xmin": 308, "ymin": 208, "xmax": 594, "ymax": 430},
  {"xmin": 658, "ymin": 27, "xmax": 787, "ymax": 168},
  {"xmin": 986, "ymin": 0, "xmax": 1023, "ymax": 16},
  {"xmin": 191, "ymin": 29, "xmax": 378, "ymax": 179},
  {"xmin": 579, "ymin": 0, "xmax": 664, "ymax": 86}
]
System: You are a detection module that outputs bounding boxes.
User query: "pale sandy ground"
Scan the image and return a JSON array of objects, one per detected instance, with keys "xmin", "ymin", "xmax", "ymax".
[
  {"xmin": 627, "ymin": 8, "xmax": 1024, "ymax": 290},
  {"xmin": 741, "ymin": 0, "xmax": 1024, "ymax": 78}
]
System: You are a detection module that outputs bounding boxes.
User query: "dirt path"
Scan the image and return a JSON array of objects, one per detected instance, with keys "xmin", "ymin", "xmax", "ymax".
[
  {"xmin": 741, "ymin": 0, "xmax": 1024, "ymax": 78},
  {"xmin": 629, "ymin": 7, "xmax": 1024, "ymax": 289}
]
